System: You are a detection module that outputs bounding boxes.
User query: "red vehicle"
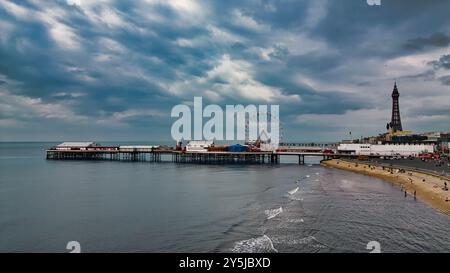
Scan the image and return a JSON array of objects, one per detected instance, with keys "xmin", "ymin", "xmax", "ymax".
[
  {"xmin": 418, "ymin": 153, "xmax": 433, "ymax": 160},
  {"xmin": 323, "ymin": 149, "xmax": 335, "ymax": 154}
]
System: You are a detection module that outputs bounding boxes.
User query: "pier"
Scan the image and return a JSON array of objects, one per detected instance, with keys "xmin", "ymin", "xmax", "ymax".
[
  {"xmin": 46, "ymin": 149, "xmax": 281, "ymax": 164},
  {"xmin": 46, "ymin": 149, "xmax": 170, "ymax": 162},
  {"xmin": 172, "ymin": 151, "xmax": 279, "ymax": 164},
  {"xmin": 45, "ymin": 142, "xmax": 341, "ymax": 165}
]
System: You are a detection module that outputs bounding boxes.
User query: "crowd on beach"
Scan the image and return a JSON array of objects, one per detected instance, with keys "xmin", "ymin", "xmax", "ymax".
[{"xmin": 333, "ymin": 159, "xmax": 450, "ymax": 206}]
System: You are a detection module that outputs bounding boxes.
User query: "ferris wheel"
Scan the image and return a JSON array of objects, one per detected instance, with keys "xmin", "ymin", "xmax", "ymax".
[{"xmin": 244, "ymin": 110, "xmax": 284, "ymax": 145}]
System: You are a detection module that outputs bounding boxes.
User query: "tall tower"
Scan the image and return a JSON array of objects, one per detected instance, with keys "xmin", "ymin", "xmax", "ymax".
[{"xmin": 389, "ymin": 82, "xmax": 403, "ymax": 132}]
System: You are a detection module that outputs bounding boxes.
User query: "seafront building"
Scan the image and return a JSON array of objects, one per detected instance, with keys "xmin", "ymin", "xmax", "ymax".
[
  {"xmin": 185, "ymin": 140, "xmax": 214, "ymax": 152},
  {"xmin": 340, "ymin": 83, "xmax": 450, "ymax": 156},
  {"xmin": 337, "ymin": 143, "xmax": 434, "ymax": 156},
  {"xmin": 55, "ymin": 142, "xmax": 99, "ymax": 150}
]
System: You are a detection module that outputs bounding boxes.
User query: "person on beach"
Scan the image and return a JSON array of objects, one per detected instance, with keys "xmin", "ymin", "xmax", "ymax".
[
  {"xmin": 404, "ymin": 191, "xmax": 407, "ymax": 198},
  {"xmin": 414, "ymin": 190, "xmax": 416, "ymax": 199}
]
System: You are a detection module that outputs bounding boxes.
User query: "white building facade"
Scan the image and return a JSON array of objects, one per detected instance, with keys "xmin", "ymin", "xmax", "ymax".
[
  {"xmin": 337, "ymin": 143, "xmax": 434, "ymax": 156},
  {"xmin": 56, "ymin": 142, "xmax": 98, "ymax": 150},
  {"xmin": 186, "ymin": 140, "xmax": 214, "ymax": 152},
  {"xmin": 119, "ymin": 146, "xmax": 158, "ymax": 152}
]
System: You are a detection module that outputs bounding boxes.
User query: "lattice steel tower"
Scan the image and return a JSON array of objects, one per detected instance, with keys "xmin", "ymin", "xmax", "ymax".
[{"xmin": 389, "ymin": 82, "xmax": 403, "ymax": 132}]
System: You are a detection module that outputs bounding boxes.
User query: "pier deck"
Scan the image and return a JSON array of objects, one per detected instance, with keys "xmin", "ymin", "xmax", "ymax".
[
  {"xmin": 45, "ymin": 149, "xmax": 281, "ymax": 164},
  {"xmin": 45, "ymin": 148, "xmax": 342, "ymax": 165}
]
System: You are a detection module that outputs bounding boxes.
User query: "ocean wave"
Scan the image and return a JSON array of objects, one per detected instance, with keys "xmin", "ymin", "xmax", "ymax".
[
  {"xmin": 265, "ymin": 207, "xmax": 283, "ymax": 220},
  {"xmin": 272, "ymin": 235, "xmax": 326, "ymax": 249},
  {"xmin": 231, "ymin": 235, "xmax": 278, "ymax": 253},
  {"xmin": 287, "ymin": 218, "xmax": 304, "ymax": 223},
  {"xmin": 288, "ymin": 195, "xmax": 303, "ymax": 201},
  {"xmin": 297, "ymin": 175, "xmax": 311, "ymax": 183},
  {"xmin": 288, "ymin": 187, "xmax": 299, "ymax": 195}
]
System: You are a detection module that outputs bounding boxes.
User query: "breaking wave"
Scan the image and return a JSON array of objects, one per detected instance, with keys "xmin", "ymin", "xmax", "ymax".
[
  {"xmin": 288, "ymin": 195, "xmax": 303, "ymax": 201},
  {"xmin": 231, "ymin": 235, "xmax": 278, "ymax": 253},
  {"xmin": 288, "ymin": 187, "xmax": 299, "ymax": 195},
  {"xmin": 286, "ymin": 218, "xmax": 304, "ymax": 223},
  {"xmin": 265, "ymin": 207, "xmax": 283, "ymax": 220},
  {"xmin": 272, "ymin": 235, "xmax": 327, "ymax": 249}
]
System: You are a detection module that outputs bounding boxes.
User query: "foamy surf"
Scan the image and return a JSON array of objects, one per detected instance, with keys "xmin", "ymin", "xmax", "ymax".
[
  {"xmin": 297, "ymin": 175, "xmax": 310, "ymax": 182},
  {"xmin": 231, "ymin": 235, "xmax": 278, "ymax": 253},
  {"xmin": 288, "ymin": 195, "xmax": 303, "ymax": 201},
  {"xmin": 265, "ymin": 207, "xmax": 283, "ymax": 220},
  {"xmin": 288, "ymin": 187, "xmax": 299, "ymax": 195},
  {"xmin": 287, "ymin": 218, "xmax": 304, "ymax": 223},
  {"xmin": 273, "ymin": 235, "xmax": 326, "ymax": 249}
]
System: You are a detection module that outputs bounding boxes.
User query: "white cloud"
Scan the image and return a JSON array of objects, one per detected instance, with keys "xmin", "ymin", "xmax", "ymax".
[
  {"xmin": 45, "ymin": 19, "xmax": 81, "ymax": 50},
  {"xmin": 0, "ymin": 118, "xmax": 22, "ymax": 127},
  {"xmin": 274, "ymin": 31, "xmax": 330, "ymax": 55},
  {"xmin": 0, "ymin": 19, "xmax": 15, "ymax": 44},
  {"xmin": 169, "ymin": 54, "xmax": 301, "ymax": 103},
  {"xmin": 231, "ymin": 9, "xmax": 269, "ymax": 32},
  {"xmin": 166, "ymin": 0, "xmax": 203, "ymax": 15},
  {"xmin": 96, "ymin": 108, "xmax": 166, "ymax": 125},
  {"xmin": 0, "ymin": 1, "xmax": 83, "ymax": 50},
  {"xmin": 296, "ymin": 108, "xmax": 389, "ymax": 137},
  {"xmin": 99, "ymin": 37, "xmax": 127, "ymax": 54},
  {"xmin": 175, "ymin": 38, "xmax": 195, "ymax": 47},
  {"xmin": 304, "ymin": 0, "xmax": 329, "ymax": 29},
  {"xmin": 0, "ymin": 1, "xmax": 31, "ymax": 18},
  {"xmin": 207, "ymin": 25, "xmax": 243, "ymax": 44},
  {"xmin": 0, "ymin": 89, "xmax": 89, "ymax": 124},
  {"xmin": 140, "ymin": 0, "xmax": 207, "ymax": 25},
  {"xmin": 52, "ymin": 92, "xmax": 86, "ymax": 98}
]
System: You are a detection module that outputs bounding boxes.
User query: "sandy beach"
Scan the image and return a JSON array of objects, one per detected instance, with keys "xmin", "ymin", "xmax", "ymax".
[{"xmin": 322, "ymin": 159, "xmax": 450, "ymax": 216}]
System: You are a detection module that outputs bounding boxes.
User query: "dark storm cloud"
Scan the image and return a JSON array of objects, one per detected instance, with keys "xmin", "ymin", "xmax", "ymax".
[
  {"xmin": 399, "ymin": 70, "xmax": 435, "ymax": 81},
  {"xmin": 438, "ymin": 75, "xmax": 450, "ymax": 85},
  {"xmin": 1, "ymin": 0, "xmax": 450, "ymax": 141},
  {"xmin": 429, "ymin": 55, "xmax": 450, "ymax": 70},
  {"xmin": 404, "ymin": 33, "xmax": 450, "ymax": 51},
  {"xmin": 313, "ymin": 0, "xmax": 450, "ymax": 58},
  {"xmin": 408, "ymin": 103, "xmax": 450, "ymax": 117}
]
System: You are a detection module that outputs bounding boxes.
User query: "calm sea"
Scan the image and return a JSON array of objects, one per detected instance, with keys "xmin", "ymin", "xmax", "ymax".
[{"xmin": 0, "ymin": 142, "xmax": 449, "ymax": 252}]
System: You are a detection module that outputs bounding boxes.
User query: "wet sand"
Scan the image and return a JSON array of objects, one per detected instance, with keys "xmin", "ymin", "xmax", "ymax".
[{"xmin": 322, "ymin": 159, "xmax": 450, "ymax": 216}]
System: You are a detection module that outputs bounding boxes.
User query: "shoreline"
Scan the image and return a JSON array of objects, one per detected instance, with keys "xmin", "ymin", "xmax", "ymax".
[{"xmin": 321, "ymin": 159, "xmax": 450, "ymax": 216}]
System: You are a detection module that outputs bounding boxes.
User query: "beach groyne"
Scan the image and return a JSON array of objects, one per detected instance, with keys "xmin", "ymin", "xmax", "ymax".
[{"xmin": 321, "ymin": 159, "xmax": 450, "ymax": 216}]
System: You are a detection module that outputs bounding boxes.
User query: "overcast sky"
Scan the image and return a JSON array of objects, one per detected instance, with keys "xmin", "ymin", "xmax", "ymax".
[{"xmin": 1, "ymin": 0, "xmax": 450, "ymax": 142}]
